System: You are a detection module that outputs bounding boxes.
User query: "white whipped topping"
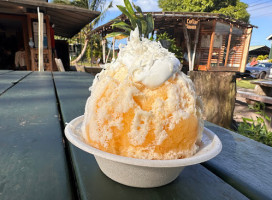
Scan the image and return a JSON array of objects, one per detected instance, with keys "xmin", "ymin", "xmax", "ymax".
[{"xmin": 106, "ymin": 27, "xmax": 181, "ymax": 88}]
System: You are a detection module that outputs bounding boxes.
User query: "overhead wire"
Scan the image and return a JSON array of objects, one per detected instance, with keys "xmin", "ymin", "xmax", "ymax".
[
  {"xmin": 246, "ymin": 0, "xmax": 272, "ymax": 17},
  {"xmin": 248, "ymin": 0, "xmax": 271, "ymax": 8},
  {"xmin": 250, "ymin": 11, "xmax": 272, "ymax": 17},
  {"xmin": 249, "ymin": 5, "xmax": 272, "ymax": 12},
  {"xmin": 248, "ymin": 2, "xmax": 272, "ymax": 11}
]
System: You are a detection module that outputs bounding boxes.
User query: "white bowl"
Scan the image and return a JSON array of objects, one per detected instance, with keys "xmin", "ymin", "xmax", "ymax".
[{"xmin": 65, "ymin": 116, "xmax": 222, "ymax": 188}]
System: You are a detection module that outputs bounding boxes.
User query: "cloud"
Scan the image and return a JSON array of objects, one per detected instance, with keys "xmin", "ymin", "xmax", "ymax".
[
  {"xmin": 107, "ymin": 0, "xmax": 161, "ymax": 12},
  {"xmin": 134, "ymin": 0, "xmax": 161, "ymax": 11}
]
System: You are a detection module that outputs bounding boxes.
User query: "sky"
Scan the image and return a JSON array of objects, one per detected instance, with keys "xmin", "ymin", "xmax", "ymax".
[
  {"xmin": 49, "ymin": 0, "xmax": 272, "ymax": 48},
  {"xmin": 243, "ymin": 0, "xmax": 272, "ymax": 47}
]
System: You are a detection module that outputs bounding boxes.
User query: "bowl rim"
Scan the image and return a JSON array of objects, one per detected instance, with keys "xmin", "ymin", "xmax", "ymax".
[{"xmin": 65, "ymin": 115, "xmax": 222, "ymax": 168}]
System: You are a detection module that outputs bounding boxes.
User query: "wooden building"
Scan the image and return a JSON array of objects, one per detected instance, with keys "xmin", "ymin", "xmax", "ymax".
[
  {"xmin": 248, "ymin": 45, "xmax": 270, "ymax": 59},
  {"xmin": 267, "ymin": 34, "xmax": 272, "ymax": 59},
  {"xmin": 0, "ymin": 0, "xmax": 99, "ymax": 71},
  {"xmin": 91, "ymin": 12, "xmax": 256, "ymax": 73}
]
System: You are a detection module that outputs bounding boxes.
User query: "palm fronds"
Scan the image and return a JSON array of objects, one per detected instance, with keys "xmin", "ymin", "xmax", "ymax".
[{"xmin": 106, "ymin": 0, "xmax": 154, "ymax": 39}]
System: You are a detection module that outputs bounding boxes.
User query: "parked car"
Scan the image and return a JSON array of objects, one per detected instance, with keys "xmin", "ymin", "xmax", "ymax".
[{"xmin": 245, "ymin": 63, "xmax": 272, "ymax": 79}]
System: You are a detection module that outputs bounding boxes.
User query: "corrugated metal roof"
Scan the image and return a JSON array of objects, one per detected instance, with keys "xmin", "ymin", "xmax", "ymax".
[
  {"xmin": 91, "ymin": 12, "xmax": 256, "ymax": 35},
  {"xmin": 0, "ymin": 0, "xmax": 100, "ymax": 38},
  {"xmin": 249, "ymin": 45, "xmax": 270, "ymax": 51},
  {"xmin": 266, "ymin": 34, "xmax": 272, "ymax": 40}
]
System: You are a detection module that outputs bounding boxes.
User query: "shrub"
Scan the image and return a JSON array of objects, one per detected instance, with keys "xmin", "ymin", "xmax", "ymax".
[
  {"xmin": 237, "ymin": 102, "xmax": 272, "ymax": 147},
  {"xmin": 256, "ymin": 55, "xmax": 269, "ymax": 61},
  {"xmin": 156, "ymin": 32, "xmax": 183, "ymax": 61}
]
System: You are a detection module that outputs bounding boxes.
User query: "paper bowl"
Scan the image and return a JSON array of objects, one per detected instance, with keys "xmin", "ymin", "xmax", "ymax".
[{"xmin": 65, "ymin": 116, "xmax": 222, "ymax": 188}]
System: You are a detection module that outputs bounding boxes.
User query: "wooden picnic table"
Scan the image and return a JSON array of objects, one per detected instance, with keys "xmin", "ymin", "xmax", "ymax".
[
  {"xmin": 251, "ymin": 80, "xmax": 272, "ymax": 88},
  {"xmin": 237, "ymin": 80, "xmax": 272, "ymax": 104},
  {"xmin": 1, "ymin": 70, "xmax": 272, "ymax": 200},
  {"xmin": 251, "ymin": 80, "xmax": 272, "ymax": 97}
]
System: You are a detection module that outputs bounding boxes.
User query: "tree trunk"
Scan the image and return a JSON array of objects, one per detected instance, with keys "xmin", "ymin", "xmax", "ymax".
[
  {"xmin": 71, "ymin": 36, "xmax": 89, "ymax": 65},
  {"xmin": 182, "ymin": 21, "xmax": 192, "ymax": 71},
  {"xmin": 189, "ymin": 71, "xmax": 236, "ymax": 128},
  {"xmin": 191, "ymin": 22, "xmax": 200, "ymax": 69},
  {"xmin": 102, "ymin": 39, "xmax": 106, "ymax": 64}
]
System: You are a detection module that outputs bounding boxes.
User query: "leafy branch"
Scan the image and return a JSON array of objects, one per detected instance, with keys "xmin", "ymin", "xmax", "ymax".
[
  {"xmin": 106, "ymin": 0, "xmax": 154, "ymax": 39},
  {"xmin": 156, "ymin": 32, "xmax": 183, "ymax": 61}
]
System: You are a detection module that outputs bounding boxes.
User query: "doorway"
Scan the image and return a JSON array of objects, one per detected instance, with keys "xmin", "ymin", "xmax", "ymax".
[{"xmin": 0, "ymin": 14, "xmax": 28, "ymax": 70}]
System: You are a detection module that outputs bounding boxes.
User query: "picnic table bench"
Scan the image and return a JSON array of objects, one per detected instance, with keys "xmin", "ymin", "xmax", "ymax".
[
  {"xmin": 237, "ymin": 80, "xmax": 272, "ymax": 104},
  {"xmin": 251, "ymin": 80, "xmax": 272, "ymax": 97},
  {"xmin": 84, "ymin": 67, "xmax": 103, "ymax": 75},
  {"xmin": 1, "ymin": 70, "xmax": 272, "ymax": 200},
  {"xmin": 236, "ymin": 90, "xmax": 272, "ymax": 104}
]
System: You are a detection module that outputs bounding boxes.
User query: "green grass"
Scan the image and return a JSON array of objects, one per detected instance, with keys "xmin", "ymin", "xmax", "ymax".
[
  {"xmin": 236, "ymin": 79, "xmax": 256, "ymax": 89},
  {"xmin": 70, "ymin": 62, "xmax": 100, "ymax": 67}
]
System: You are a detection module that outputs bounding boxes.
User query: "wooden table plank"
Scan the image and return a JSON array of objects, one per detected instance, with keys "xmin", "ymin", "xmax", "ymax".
[
  {"xmin": 0, "ymin": 71, "xmax": 32, "ymax": 95},
  {"xmin": 251, "ymin": 80, "xmax": 272, "ymax": 87},
  {"xmin": 0, "ymin": 72, "xmax": 74, "ymax": 200},
  {"xmin": 204, "ymin": 122, "xmax": 272, "ymax": 200},
  {"xmin": 53, "ymin": 72, "xmax": 248, "ymax": 200},
  {"xmin": 250, "ymin": 80, "xmax": 272, "ymax": 97},
  {"xmin": 84, "ymin": 67, "xmax": 103, "ymax": 75},
  {"xmin": 237, "ymin": 91, "xmax": 272, "ymax": 104},
  {"xmin": 0, "ymin": 70, "xmax": 13, "ymax": 75}
]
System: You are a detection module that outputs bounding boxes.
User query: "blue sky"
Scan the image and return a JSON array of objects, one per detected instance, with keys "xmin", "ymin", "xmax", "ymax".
[
  {"xmin": 49, "ymin": 0, "xmax": 272, "ymax": 48},
  {"xmin": 243, "ymin": 0, "xmax": 272, "ymax": 47}
]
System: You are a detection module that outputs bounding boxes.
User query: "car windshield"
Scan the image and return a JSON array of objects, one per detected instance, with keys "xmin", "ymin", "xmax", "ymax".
[
  {"xmin": 256, "ymin": 63, "xmax": 272, "ymax": 68},
  {"xmin": 265, "ymin": 63, "xmax": 272, "ymax": 68}
]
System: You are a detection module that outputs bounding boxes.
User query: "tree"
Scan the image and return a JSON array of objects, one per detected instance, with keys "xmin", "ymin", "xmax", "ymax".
[
  {"xmin": 86, "ymin": 34, "xmax": 108, "ymax": 63},
  {"xmin": 158, "ymin": 0, "xmax": 250, "ymax": 23},
  {"xmin": 52, "ymin": 0, "xmax": 70, "ymax": 5},
  {"xmin": 52, "ymin": 0, "xmax": 112, "ymax": 64}
]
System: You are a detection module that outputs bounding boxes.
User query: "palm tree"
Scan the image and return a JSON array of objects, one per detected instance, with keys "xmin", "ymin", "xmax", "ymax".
[{"xmin": 52, "ymin": 0, "xmax": 112, "ymax": 65}]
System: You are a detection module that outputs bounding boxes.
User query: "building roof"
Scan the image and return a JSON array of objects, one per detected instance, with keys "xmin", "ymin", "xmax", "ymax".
[
  {"xmin": 0, "ymin": 0, "xmax": 100, "ymax": 38},
  {"xmin": 266, "ymin": 34, "xmax": 272, "ymax": 40},
  {"xmin": 91, "ymin": 12, "xmax": 256, "ymax": 35},
  {"xmin": 249, "ymin": 45, "xmax": 270, "ymax": 52}
]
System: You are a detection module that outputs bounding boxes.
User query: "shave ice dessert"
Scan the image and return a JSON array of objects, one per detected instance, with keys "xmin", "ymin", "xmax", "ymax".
[{"xmin": 81, "ymin": 27, "xmax": 203, "ymax": 160}]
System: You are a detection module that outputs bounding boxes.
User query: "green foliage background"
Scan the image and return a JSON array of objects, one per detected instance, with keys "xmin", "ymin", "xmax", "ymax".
[
  {"xmin": 158, "ymin": 0, "xmax": 250, "ymax": 23},
  {"xmin": 86, "ymin": 34, "xmax": 105, "ymax": 62},
  {"xmin": 256, "ymin": 55, "xmax": 269, "ymax": 61},
  {"xmin": 52, "ymin": 0, "xmax": 112, "ymax": 64},
  {"xmin": 156, "ymin": 32, "xmax": 183, "ymax": 61}
]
